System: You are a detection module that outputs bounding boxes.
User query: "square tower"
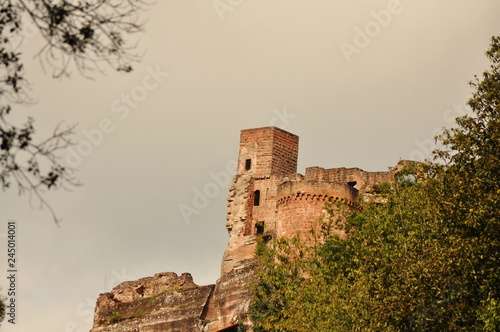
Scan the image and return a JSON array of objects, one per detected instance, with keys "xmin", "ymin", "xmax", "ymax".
[{"xmin": 237, "ymin": 127, "xmax": 299, "ymax": 178}]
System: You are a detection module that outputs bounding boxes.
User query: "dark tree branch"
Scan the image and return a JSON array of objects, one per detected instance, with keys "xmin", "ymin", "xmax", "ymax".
[{"xmin": 0, "ymin": 0, "xmax": 148, "ymax": 224}]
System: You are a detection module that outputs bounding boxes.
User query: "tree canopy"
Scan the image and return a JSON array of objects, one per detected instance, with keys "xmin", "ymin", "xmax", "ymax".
[
  {"xmin": 0, "ymin": 0, "xmax": 146, "ymax": 223},
  {"xmin": 250, "ymin": 36, "xmax": 500, "ymax": 331}
]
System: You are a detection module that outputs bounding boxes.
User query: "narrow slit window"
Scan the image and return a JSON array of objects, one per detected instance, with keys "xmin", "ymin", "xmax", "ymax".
[
  {"xmin": 245, "ymin": 159, "xmax": 252, "ymax": 170},
  {"xmin": 254, "ymin": 190, "xmax": 261, "ymax": 206}
]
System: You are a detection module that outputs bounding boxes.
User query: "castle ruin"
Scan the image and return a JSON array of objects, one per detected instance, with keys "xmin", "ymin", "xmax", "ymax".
[
  {"xmin": 221, "ymin": 126, "xmax": 394, "ymax": 276},
  {"xmin": 90, "ymin": 126, "xmax": 397, "ymax": 332}
]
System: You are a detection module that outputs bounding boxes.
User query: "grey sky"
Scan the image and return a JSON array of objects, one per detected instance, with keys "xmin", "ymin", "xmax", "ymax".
[{"xmin": 1, "ymin": 1, "xmax": 499, "ymax": 331}]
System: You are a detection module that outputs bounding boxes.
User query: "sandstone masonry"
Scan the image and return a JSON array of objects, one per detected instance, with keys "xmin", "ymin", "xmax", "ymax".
[{"xmin": 90, "ymin": 126, "xmax": 401, "ymax": 332}]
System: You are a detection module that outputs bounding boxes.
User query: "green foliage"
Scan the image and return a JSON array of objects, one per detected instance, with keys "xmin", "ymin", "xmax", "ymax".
[
  {"xmin": 129, "ymin": 309, "xmax": 147, "ymax": 319},
  {"xmin": 251, "ymin": 235, "xmax": 309, "ymax": 332},
  {"xmin": 250, "ymin": 36, "xmax": 500, "ymax": 331},
  {"xmin": 147, "ymin": 296, "xmax": 157, "ymax": 307},
  {"xmin": 238, "ymin": 321, "xmax": 250, "ymax": 331},
  {"xmin": 478, "ymin": 295, "xmax": 500, "ymax": 332},
  {"xmin": 109, "ymin": 311, "xmax": 124, "ymax": 324},
  {"xmin": 371, "ymin": 181, "xmax": 393, "ymax": 194},
  {"xmin": 109, "ymin": 309, "xmax": 147, "ymax": 324}
]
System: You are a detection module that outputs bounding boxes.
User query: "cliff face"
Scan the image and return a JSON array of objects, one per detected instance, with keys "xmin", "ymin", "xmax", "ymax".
[
  {"xmin": 90, "ymin": 127, "xmax": 398, "ymax": 332},
  {"xmin": 201, "ymin": 262, "xmax": 258, "ymax": 331},
  {"xmin": 89, "ymin": 266, "xmax": 257, "ymax": 332}
]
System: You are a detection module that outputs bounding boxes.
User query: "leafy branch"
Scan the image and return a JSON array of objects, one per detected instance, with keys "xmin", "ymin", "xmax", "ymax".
[{"xmin": 0, "ymin": 0, "xmax": 147, "ymax": 223}]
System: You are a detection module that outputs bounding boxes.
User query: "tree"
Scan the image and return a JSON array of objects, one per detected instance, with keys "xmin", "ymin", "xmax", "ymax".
[
  {"xmin": 0, "ymin": 291, "xmax": 4, "ymax": 323},
  {"xmin": 432, "ymin": 35, "xmax": 500, "ymax": 330},
  {"xmin": 250, "ymin": 36, "xmax": 500, "ymax": 331},
  {"xmin": 0, "ymin": 0, "xmax": 146, "ymax": 223}
]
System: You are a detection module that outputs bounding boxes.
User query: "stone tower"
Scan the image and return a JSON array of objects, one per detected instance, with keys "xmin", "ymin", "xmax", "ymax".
[
  {"xmin": 237, "ymin": 126, "xmax": 299, "ymax": 177},
  {"xmin": 223, "ymin": 127, "xmax": 301, "ymax": 275}
]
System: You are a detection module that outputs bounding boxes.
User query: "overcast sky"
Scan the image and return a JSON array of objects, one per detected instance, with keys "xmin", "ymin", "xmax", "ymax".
[{"xmin": 1, "ymin": 1, "xmax": 499, "ymax": 331}]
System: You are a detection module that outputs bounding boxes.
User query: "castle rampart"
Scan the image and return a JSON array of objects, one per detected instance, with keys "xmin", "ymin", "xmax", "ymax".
[{"xmin": 304, "ymin": 166, "xmax": 393, "ymax": 191}]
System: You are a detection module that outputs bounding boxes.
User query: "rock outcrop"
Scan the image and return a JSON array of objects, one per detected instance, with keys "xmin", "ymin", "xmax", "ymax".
[
  {"xmin": 201, "ymin": 262, "xmax": 258, "ymax": 331},
  {"xmin": 91, "ymin": 272, "xmax": 214, "ymax": 332},
  {"xmin": 90, "ymin": 265, "xmax": 258, "ymax": 332}
]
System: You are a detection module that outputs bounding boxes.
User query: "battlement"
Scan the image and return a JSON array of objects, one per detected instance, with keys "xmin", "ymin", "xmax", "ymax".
[
  {"xmin": 305, "ymin": 166, "xmax": 394, "ymax": 190},
  {"xmin": 276, "ymin": 180, "xmax": 358, "ymax": 206}
]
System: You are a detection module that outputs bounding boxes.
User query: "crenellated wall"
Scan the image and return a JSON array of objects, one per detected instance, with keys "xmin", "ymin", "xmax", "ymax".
[
  {"xmin": 275, "ymin": 180, "xmax": 357, "ymax": 238},
  {"xmin": 305, "ymin": 166, "xmax": 393, "ymax": 192}
]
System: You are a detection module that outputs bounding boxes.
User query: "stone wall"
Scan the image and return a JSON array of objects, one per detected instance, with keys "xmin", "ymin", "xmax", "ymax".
[
  {"xmin": 275, "ymin": 180, "xmax": 357, "ymax": 238},
  {"xmin": 222, "ymin": 174, "xmax": 256, "ymax": 275},
  {"xmin": 305, "ymin": 166, "xmax": 394, "ymax": 192},
  {"xmin": 270, "ymin": 128, "xmax": 299, "ymax": 176},
  {"xmin": 237, "ymin": 127, "xmax": 298, "ymax": 178}
]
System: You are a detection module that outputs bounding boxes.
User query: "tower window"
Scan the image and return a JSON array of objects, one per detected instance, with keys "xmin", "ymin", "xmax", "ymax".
[
  {"xmin": 245, "ymin": 159, "xmax": 252, "ymax": 170},
  {"xmin": 254, "ymin": 190, "xmax": 261, "ymax": 206},
  {"xmin": 256, "ymin": 221, "xmax": 265, "ymax": 235}
]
